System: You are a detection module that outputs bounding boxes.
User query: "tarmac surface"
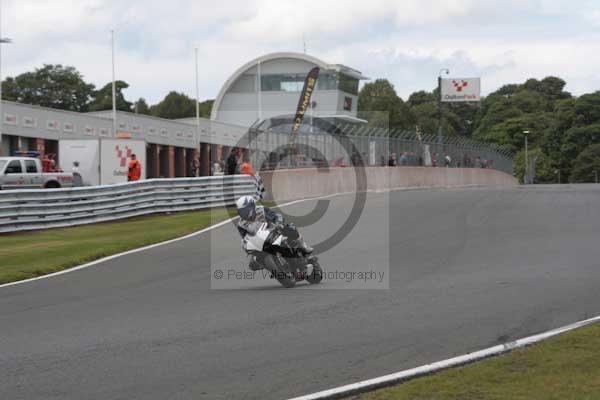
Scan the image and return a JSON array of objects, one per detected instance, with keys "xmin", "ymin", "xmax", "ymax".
[{"xmin": 2, "ymin": 185, "xmax": 599, "ymax": 400}]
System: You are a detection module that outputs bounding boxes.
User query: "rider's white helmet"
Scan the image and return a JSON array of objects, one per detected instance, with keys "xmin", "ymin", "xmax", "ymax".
[{"xmin": 236, "ymin": 195, "xmax": 256, "ymax": 221}]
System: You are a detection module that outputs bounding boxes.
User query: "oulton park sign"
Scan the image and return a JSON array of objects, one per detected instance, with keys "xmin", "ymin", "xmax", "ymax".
[{"xmin": 441, "ymin": 78, "xmax": 481, "ymax": 102}]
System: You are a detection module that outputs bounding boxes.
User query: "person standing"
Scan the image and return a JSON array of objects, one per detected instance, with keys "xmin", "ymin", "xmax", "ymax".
[
  {"xmin": 240, "ymin": 156, "xmax": 255, "ymax": 176},
  {"xmin": 399, "ymin": 152, "xmax": 408, "ymax": 166},
  {"xmin": 388, "ymin": 152, "xmax": 397, "ymax": 167},
  {"xmin": 127, "ymin": 154, "xmax": 142, "ymax": 181},
  {"xmin": 239, "ymin": 156, "xmax": 265, "ymax": 200},
  {"xmin": 72, "ymin": 161, "xmax": 83, "ymax": 186},
  {"xmin": 226, "ymin": 148, "xmax": 239, "ymax": 175},
  {"xmin": 444, "ymin": 154, "xmax": 452, "ymax": 167},
  {"xmin": 213, "ymin": 162, "xmax": 224, "ymax": 176},
  {"xmin": 188, "ymin": 157, "xmax": 200, "ymax": 177}
]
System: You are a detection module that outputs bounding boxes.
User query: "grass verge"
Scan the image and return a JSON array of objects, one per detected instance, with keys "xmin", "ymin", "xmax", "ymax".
[
  {"xmin": 350, "ymin": 323, "xmax": 600, "ymax": 400},
  {"xmin": 0, "ymin": 206, "xmax": 241, "ymax": 284}
]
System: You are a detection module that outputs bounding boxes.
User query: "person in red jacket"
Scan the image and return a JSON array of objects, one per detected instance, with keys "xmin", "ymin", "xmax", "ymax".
[{"xmin": 128, "ymin": 154, "xmax": 142, "ymax": 181}]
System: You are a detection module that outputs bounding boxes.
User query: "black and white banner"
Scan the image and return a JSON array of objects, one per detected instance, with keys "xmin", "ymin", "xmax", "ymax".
[{"xmin": 290, "ymin": 66, "xmax": 320, "ymax": 143}]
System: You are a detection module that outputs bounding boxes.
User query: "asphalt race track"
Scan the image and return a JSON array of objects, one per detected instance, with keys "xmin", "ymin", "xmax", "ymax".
[{"xmin": 2, "ymin": 185, "xmax": 600, "ymax": 400}]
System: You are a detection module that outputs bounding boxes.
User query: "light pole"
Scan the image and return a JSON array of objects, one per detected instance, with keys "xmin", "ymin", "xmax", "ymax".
[
  {"xmin": 195, "ymin": 47, "xmax": 200, "ymax": 176},
  {"xmin": 111, "ymin": 29, "xmax": 117, "ymax": 135},
  {"xmin": 438, "ymin": 68, "xmax": 450, "ymax": 144},
  {"xmin": 523, "ymin": 130, "xmax": 530, "ymax": 184},
  {"xmin": 0, "ymin": 0, "xmax": 12, "ymax": 155}
]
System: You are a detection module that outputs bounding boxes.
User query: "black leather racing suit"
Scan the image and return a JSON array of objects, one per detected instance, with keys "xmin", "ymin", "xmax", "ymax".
[{"xmin": 237, "ymin": 207, "xmax": 311, "ymax": 270}]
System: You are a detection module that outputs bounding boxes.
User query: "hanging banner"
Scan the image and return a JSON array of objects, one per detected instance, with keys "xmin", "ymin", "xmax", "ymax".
[
  {"xmin": 290, "ymin": 67, "xmax": 320, "ymax": 144},
  {"xmin": 441, "ymin": 78, "xmax": 481, "ymax": 102}
]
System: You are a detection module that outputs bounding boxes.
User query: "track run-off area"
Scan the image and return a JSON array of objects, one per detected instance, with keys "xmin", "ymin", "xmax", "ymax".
[{"xmin": 1, "ymin": 185, "xmax": 599, "ymax": 400}]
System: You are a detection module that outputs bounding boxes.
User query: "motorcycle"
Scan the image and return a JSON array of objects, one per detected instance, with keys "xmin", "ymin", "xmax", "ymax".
[{"xmin": 242, "ymin": 221, "xmax": 323, "ymax": 288}]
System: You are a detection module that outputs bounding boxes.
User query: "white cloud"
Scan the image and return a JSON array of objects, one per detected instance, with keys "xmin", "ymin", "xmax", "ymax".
[
  {"xmin": 324, "ymin": 33, "xmax": 600, "ymax": 98},
  {"xmin": 587, "ymin": 8, "xmax": 600, "ymax": 25},
  {"xmin": 226, "ymin": 0, "xmax": 485, "ymax": 41},
  {"xmin": 2, "ymin": 0, "xmax": 600, "ymax": 105}
]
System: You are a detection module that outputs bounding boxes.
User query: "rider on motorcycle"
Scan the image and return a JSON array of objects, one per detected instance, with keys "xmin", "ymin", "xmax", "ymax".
[{"xmin": 235, "ymin": 195, "xmax": 313, "ymax": 270}]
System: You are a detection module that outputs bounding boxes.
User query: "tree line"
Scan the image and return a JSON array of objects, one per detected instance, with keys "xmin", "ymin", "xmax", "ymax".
[
  {"xmin": 3, "ymin": 64, "xmax": 599, "ymax": 183},
  {"xmin": 1, "ymin": 64, "xmax": 213, "ymax": 119},
  {"xmin": 357, "ymin": 77, "xmax": 600, "ymax": 183}
]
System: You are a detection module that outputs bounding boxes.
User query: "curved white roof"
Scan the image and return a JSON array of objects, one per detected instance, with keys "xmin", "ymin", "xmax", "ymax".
[{"xmin": 210, "ymin": 52, "xmax": 366, "ymax": 121}]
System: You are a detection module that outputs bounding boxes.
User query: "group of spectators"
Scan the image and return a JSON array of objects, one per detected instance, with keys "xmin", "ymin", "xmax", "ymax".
[
  {"xmin": 383, "ymin": 152, "xmax": 422, "ymax": 167},
  {"xmin": 184, "ymin": 148, "xmax": 257, "ymax": 178},
  {"xmin": 383, "ymin": 152, "xmax": 494, "ymax": 169},
  {"xmin": 214, "ymin": 148, "xmax": 256, "ymax": 177},
  {"xmin": 201, "ymin": 147, "xmax": 496, "ymax": 175},
  {"xmin": 220, "ymin": 147, "xmax": 264, "ymax": 199}
]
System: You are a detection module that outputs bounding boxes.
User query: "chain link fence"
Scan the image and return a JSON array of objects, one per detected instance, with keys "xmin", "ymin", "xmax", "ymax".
[{"xmin": 238, "ymin": 118, "xmax": 513, "ymax": 176}]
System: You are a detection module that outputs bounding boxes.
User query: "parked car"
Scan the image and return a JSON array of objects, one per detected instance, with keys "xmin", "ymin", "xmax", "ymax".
[{"xmin": 0, "ymin": 157, "xmax": 76, "ymax": 189}]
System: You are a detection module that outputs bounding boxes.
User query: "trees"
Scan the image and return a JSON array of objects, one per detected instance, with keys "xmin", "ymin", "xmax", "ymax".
[
  {"xmin": 0, "ymin": 64, "xmax": 218, "ymax": 119},
  {"xmin": 570, "ymin": 144, "xmax": 600, "ymax": 183},
  {"xmin": 355, "ymin": 74, "xmax": 600, "ymax": 183},
  {"xmin": 88, "ymin": 81, "xmax": 133, "ymax": 112},
  {"xmin": 560, "ymin": 124, "xmax": 600, "ymax": 175},
  {"xmin": 407, "ymin": 90, "xmax": 435, "ymax": 107},
  {"xmin": 1, "ymin": 64, "xmax": 95, "ymax": 112},
  {"xmin": 1, "ymin": 64, "xmax": 217, "ymax": 121},
  {"xmin": 357, "ymin": 79, "xmax": 415, "ymax": 130},
  {"xmin": 149, "ymin": 91, "xmax": 196, "ymax": 119},
  {"xmin": 198, "ymin": 99, "xmax": 213, "ymax": 118},
  {"xmin": 133, "ymin": 98, "xmax": 151, "ymax": 115},
  {"xmin": 522, "ymin": 76, "xmax": 570, "ymax": 102},
  {"xmin": 514, "ymin": 147, "xmax": 555, "ymax": 184},
  {"xmin": 469, "ymin": 76, "xmax": 578, "ymax": 183}
]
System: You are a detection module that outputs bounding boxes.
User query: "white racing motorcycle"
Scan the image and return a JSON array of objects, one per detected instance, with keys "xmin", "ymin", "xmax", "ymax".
[{"xmin": 242, "ymin": 221, "xmax": 323, "ymax": 288}]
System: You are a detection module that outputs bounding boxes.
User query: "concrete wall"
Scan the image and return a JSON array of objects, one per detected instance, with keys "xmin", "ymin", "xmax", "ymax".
[{"xmin": 261, "ymin": 167, "xmax": 518, "ymax": 202}]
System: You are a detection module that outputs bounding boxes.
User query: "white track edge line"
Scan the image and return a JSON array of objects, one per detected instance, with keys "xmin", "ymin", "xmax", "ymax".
[
  {"xmin": 286, "ymin": 315, "xmax": 600, "ymax": 400},
  {"xmin": 0, "ymin": 191, "xmax": 361, "ymax": 289},
  {"xmin": 0, "ymin": 184, "xmax": 487, "ymax": 289}
]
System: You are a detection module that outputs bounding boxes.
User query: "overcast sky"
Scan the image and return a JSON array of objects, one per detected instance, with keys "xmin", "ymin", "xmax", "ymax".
[{"xmin": 3, "ymin": 0, "xmax": 600, "ymax": 105}]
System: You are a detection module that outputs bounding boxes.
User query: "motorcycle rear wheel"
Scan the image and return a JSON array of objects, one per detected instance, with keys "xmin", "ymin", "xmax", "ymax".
[{"xmin": 264, "ymin": 254, "xmax": 296, "ymax": 288}]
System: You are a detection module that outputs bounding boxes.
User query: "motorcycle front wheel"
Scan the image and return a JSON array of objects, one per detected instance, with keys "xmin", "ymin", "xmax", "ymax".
[{"xmin": 306, "ymin": 261, "xmax": 323, "ymax": 284}]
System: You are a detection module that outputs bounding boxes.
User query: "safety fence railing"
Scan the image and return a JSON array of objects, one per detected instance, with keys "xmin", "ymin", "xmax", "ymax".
[
  {"xmin": 0, "ymin": 175, "xmax": 257, "ymax": 234},
  {"xmin": 241, "ymin": 122, "xmax": 514, "ymax": 176}
]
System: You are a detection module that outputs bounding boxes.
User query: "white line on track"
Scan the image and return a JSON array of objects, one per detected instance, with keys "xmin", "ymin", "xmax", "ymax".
[
  {"xmin": 0, "ymin": 185, "xmax": 494, "ymax": 290},
  {"xmin": 0, "ymin": 192, "xmax": 349, "ymax": 289},
  {"xmin": 286, "ymin": 315, "xmax": 600, "ymax": 400}
]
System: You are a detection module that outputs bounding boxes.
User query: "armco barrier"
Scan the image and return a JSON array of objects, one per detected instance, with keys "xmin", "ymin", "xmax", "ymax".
[
  {"xmin": 261, "ymin": 167, "xmax": 518, "ymax": 202},
  {"xmin": 0, "ymin": 175, "xmax": 257, "ymax": 234}
]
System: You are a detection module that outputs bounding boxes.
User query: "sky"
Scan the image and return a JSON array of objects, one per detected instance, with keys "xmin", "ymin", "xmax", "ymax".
[{"xmin": 3, "ymin": 0, "xmax": 600, "ymax": 105}]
